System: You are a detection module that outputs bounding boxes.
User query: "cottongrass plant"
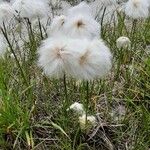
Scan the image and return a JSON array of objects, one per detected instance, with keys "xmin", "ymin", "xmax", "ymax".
[
  {"xmin": 0, "ymin": 0, "xmax": 149, "ymax": 149},
  {"xmin": 67, "ymin": 102, "xmax": 97, "ymax": 131},
  {"xmin": 124, "ymin": 0, "xmax": 149, "ymax": 19},
  {"xmin": 38, "ymin": 2, "xmax": 112, "ymax": 128}
]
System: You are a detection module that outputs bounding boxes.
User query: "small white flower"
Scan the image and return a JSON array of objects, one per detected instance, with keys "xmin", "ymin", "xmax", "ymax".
[
  {"xmin": 125, "ymin": 0, "xmax": 149, "ymax": 19},
  {"xmin": 116, "ymin": 36, "xmax": 131, "ymax": 49},
  {"xmin": 79, "ymin": 114, "xmax": 97, "ymax": 130},
  {"xmin": 67, "ymin": 102, "xmax": 85, "ymax": 115}
]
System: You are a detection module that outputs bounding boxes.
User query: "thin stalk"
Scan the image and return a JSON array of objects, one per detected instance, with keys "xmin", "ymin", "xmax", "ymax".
[
  {"xmin": 1, "ymin": 23, "xmax": 29, "ymax": 86},
  {"xmin": 38, "ymin": 18, "xmax": 44, "ymax": 40},
  {"xmin": 101, "ymin": 7, "xmax": 107, "ymax": 38},
  {"xmin": 131, "ymin": 19, "xmax": 137, "ymax": 44},
  {"xmin": 63, "ymin": 74, "xmax": 69, "ymax": 112},
  {"xmin": 85, "ymin": 81, "xmax": 89, "ymax": 124}
]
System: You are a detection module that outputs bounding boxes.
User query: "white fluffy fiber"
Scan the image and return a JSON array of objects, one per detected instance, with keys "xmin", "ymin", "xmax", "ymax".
[
  {"xmin": 0, "ymin": 2, "xmax": 15, "ymax": 26},
  {"xmin": 38, "ymin": 37, "xmax": 70, "ymax": 78},
  {"xmin": 38, "ymin": 37, "xmax": 112, "ymax": 80},
  {"xmin": 12, "ymin": 0, "xmax": 50, "ymax": 19},
  {"xmin": 64, "ymin": 14, "xmax": 100, "ymax": 39},
  {"xmin": 67, "ymin": 2, "xmax": 93, "ymax": 18},
  {"xmin": 38, "ymin": 2, "xmax": 112, "ymax": 80},
  {"xmin": 64, "ymin": 39, "xmax": 112, "ymax": 80},
  {"xmin": 125, "ymin": 0, "xmax": 149, "ymax": 19}
]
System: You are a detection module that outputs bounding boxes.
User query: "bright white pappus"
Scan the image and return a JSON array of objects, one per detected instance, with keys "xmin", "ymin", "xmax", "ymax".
[
  {"xmin": 47, "ymin": 15, "xmax": 66, "ymax": 37},
  {"xmin": 79, "ymin": 114, "xmax": 97, "ymax": 130},
  {"xmin": 64, "ymin": 39, "xmax": 112, "ymax": 80},
  {"xmin": 116, "ymin": 36, "xmax": 131, "ymax": 49},
  {"xmin": 0, "ymin": 34, "xmax": 7, "ymax": 57},
  {"xmin": 38, "ymin": 37, "xmax": 71, "ymax": 78},
  {"xmin": 67, "ymin": 2, "xmax": 93, "ymax": 18},
  {"xmin": 64, "ymin": 14, "xmax": 100, "ymax": 39},
  {"xmin": 12, "ymin": 0, "xmax": 50, "ymax": 20},
  {"xmin": 125, "ymin": 0, "xmax": 149, "ymax": 19},
  {"xmin": 67, "ymin": 102, "xmax": 85, "ymax": 115},
  {"xmin": 0, "ymin": 2, "xmax": 15, "ymax": 26}
]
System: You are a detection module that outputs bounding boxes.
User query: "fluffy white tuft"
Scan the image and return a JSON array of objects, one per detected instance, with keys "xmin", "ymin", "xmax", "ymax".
[
  {"xmin": 67, "ymin": 2, "xmax": 93, "ymax": 18},
  {"xmin": 116, "ymin": 36, "xmax": 131, "ymax": 49},
  {"xmin": 64, "ymin": 14, "xmax": 100, "ymax": 39},
  {"xmin": 38, "ymin": 2, "xmax": 112, "ymax": 80},
  {"xmin": 64, "ymin": 39, "xmax": 112, "ymax": 80},
  {"xmin": 38, "ymin": 37, "xmax": 71, "ymax": 78},
  {"xmin": 125, "ymin": 0, "xmax": 149, "ymax": 19},
  {"xmin": 0, "ymin": 2, "xmax": 15, "ymax": 26},
  {"xmin": 12, "ymin": 0, "xmax": 50, "ymax": 20}
]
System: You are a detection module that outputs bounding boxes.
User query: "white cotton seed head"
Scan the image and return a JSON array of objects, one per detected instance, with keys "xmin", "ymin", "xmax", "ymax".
[
  {"xmin": 64, "ymin": 14, "xmax": 100, "ymax": 39},
  {"xmin": 67, "ymin": 102, "xmax": 85, "ymax": 115},
  {"xmin": 0, "ymin": 2, "xmax": 15, "ymax": 26},
  {"xmin": 38, "ymin": 37, "xmax": 71, "ymax": 78},
  {"xmin": 47, "ymin": 15, "xmax": 66, "ymax": 37},
  {"xmin": 64, "ymin": 39, "xmax": 112, "ymax": 80},
  {"xmin": 12, "ymin": 0, "xmax": 50, "ymax": 19},
  {"xmin": 79, "ymin": 114, "xmax": 97, "ymax": 130},
  {"xmin": 125, "ymin": 0, "xmax": 149, "ymax": 19},
  {"xmin": 116, "ymin": 36, "xmax": 131, "ymax": 49},
  {"xmin": 67, "ymin": 2, "xmax": 93, "ymax": 18}
]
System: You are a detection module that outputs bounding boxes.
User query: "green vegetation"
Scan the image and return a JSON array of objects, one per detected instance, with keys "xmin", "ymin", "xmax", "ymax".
[{"xmin": 0, "ymin": 12, "xmax": 150, "ymax": 150}]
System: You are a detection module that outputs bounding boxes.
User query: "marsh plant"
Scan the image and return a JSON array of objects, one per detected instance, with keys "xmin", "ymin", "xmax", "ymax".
[{"xmin": 0, "ymin": 0, "xmax": 150, "ymax": 149}]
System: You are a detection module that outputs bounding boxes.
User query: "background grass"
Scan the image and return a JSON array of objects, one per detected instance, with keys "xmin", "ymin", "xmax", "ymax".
[{"xmin": 0, "ymin": 3, "xmax": 150, "ymax": 150}]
